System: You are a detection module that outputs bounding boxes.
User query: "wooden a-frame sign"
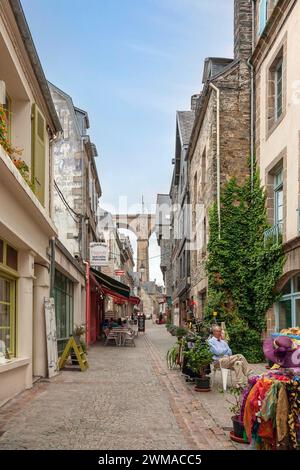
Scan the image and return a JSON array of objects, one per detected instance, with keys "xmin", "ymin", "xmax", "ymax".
[{"xmin": 58, "ymin": 335, "xmax": 89, "ymax": 371}]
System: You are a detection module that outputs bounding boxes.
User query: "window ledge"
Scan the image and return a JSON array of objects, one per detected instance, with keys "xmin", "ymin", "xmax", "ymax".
[
  {"xmin": 267, "ymin": 110, "xmax": 286, "ymax": 140},
  {"xmin": 0, "ymin": 145, "xmax": 57, "ymax": 237},
  {"xmin": 0, "ymin": 357, "xmax": 30, "ymax": 374}
]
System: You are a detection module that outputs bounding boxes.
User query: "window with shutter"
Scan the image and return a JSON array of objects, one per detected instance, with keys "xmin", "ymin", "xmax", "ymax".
[{"xmin": 31, "ymin": 103, "xmax": 46, "ymax": 206}]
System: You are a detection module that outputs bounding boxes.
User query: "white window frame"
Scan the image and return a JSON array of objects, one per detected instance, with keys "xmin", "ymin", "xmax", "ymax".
[
  {"xmin": 274, "ymin": 168, "xmax": 283, "ymax": 225},
  {"xmin": 276, "ymin": 275, "xmax": 300, "ymax": 331}
]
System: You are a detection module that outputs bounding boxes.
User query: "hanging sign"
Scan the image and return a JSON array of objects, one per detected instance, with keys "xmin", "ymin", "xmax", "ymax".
[
  {"xmin": 90, "ymin": 242, "xmax": 108, "ymax": 266},
  {"xmin": 114, "ymin": 270, "xmax": 125, "ymax": 276}
]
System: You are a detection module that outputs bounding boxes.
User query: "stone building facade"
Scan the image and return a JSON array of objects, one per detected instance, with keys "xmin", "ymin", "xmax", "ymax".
[
  {"xmin": 97, "ymin": 209, "xmax": 136, "ymax": 319},
  {"xmin": 188, "ymin": 0, "xmax": 252, "ymax": 319},
  {"xmin": 169, "ymin": 107, "xmax": 195, "ymax": 325},
  {"xmin": 0, "ymin": 0, "xmax": 73, "ymax": 404},
  {"xmin": 155, "ymin": 194, "xmax": 172, "ymax": 310},
  {"xmin": 49, "ymin": 83, "xmax": 102, "ymax": 262},
  {"xmin": 252, "ymin": 0, "xmax": 300, "ymax": 332}
]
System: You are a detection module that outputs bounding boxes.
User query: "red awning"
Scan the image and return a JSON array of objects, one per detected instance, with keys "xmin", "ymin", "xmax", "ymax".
[
  {"xmin": 129, "ymin": 296, "xmax": 141, "ymax": 305},
  {"xmin": 101, "ymin": 285, "xmax": 129, "ymax": 303}
]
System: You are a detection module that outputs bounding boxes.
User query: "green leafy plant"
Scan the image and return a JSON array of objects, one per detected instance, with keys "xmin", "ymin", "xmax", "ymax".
[
  {"xmin": 226, "ymin": 386, "xmax": 243, "ymax": 417},
  {"xmin": 168, "ymin": 325, "xmax": 177, "ymax": 336},
  {"xmin": 205, "ymin": 164, "xmax": 284, "ymax": 362},
  {"xmin": 1, "ymin": 106, "xmax": 35, "ymax": 192},
  {"xmin": 72, "ymin": 324, "xmax": 87, "ymax": 353},
  {"xmin": 184, "ymin": 338, "xmax": 213, "ymax": 377},
  {"xmin": 166, "ymin": 343, "xmax": 180, "ymax": 369},
  {"xmin": 12, "ymin": 157, "xmax": 35, "ymax": 192},
  {"xmin": 175, "ymin": 327, "xmax": 188, "ymax": 338}
]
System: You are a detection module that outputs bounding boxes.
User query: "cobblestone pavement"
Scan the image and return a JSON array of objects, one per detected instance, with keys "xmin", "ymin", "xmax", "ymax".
[{"xmin": 0, "ymin": 321, "xmax": 265, "ymax": 450}]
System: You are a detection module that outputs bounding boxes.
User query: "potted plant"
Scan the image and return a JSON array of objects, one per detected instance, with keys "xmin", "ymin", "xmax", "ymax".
[
  {"xmin": 226, "ymin": 386, "xmax": 249, "ymax": 444},
  {"xmin": 166, "ymin": 342, "xmax": 180, "ymax": 369},
  {"xmin": 184, "ymin": 338, "xmax": 213, "ymax": 391},
  {"xmin": 169, "ymin": 325, "xmax": 177, "ymax": 336},
  {"xmin": 71, "ymin": 324, "xmax": 87, "ymax": 364},
  {"xmin": 175, "ymin": 327, "xmax": 187, "ymax": 339}
]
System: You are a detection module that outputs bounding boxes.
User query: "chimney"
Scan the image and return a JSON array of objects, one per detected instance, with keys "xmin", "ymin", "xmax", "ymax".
[
  {"xmin": 234, "ymin": 0, "xmax": 253, "ymax": 61},
  {"xmin": 191, "ymin": 94, "xmax": 201, "ymax": 111}
]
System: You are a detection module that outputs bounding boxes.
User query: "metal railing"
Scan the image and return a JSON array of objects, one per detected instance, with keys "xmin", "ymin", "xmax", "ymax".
[{"xmin": 264, "ymin": 222, "xmax": 283, "ymax": 246}]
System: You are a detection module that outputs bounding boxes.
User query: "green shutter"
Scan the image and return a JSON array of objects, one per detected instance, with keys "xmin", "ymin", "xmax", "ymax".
[{"xmin": 31, "ymin": 103, "xmax": 46, "ymax": 206}]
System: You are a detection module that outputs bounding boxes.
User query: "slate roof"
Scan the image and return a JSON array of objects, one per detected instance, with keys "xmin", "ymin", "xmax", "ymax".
[
  {"xmin": 142, "ymin": 281, "xmax": 157, "ymax": 295},
  {"xmin": 176, "ymin": 110, "xmax": 195, "ymax": 147},
  {"xmin": 202, "ymin": 57, "xmax": 234, "ymax": 84}
]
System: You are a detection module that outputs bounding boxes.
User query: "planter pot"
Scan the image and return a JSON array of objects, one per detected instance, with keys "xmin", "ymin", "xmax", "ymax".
[
  {"xmin": 230, "ymin": 416, "xmax": 249, "ymax": 444},
  {"xmin": 194, "ymin": 376, "xmax": 211, "ymax": 392}
]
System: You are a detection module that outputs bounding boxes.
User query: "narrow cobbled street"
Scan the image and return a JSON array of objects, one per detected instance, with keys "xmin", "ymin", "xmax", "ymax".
[{"xmin": 0, "ymin": 323, "xmax": 264, "ymax": 450}]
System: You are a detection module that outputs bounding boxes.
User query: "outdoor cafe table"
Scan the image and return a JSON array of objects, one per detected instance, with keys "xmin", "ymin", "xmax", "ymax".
[{"xmin": 111, "ymin": 328, "xmax": 130, "ymax": 346}]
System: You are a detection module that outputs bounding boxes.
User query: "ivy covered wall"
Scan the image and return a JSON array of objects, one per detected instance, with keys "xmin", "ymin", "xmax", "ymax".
[{"xmin": 205, "ymin": 168, "xmax": 284, "ymax": 362}]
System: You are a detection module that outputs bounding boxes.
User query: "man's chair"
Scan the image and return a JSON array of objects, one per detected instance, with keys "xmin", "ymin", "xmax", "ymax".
[{"xmin": 210, "ymin": 362, "xmax": 233, "ymax": 391}]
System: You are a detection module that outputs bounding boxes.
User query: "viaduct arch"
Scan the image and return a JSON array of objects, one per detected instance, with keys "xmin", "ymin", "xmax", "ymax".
[{"xmin": 112, "ymin": 214, "xmax": 156, "ymax": 282}]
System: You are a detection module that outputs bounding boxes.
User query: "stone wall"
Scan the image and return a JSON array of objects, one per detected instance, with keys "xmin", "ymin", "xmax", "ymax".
[
  {"xmin": 189, "ymin": 61, "xmax": 251, "ymax": 313},
  {"xmin": 217, "ymin": 61, "xmax": 251, "ymax": 186},
  {"xmin": 234, "ymin": 0, "xmax": 253, "ymax": 60}
]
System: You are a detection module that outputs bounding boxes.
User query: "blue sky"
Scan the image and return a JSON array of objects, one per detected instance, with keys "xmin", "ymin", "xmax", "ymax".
[{"xmin": 22, "ymin": 0, "xmax": 234, "ymax": 283}]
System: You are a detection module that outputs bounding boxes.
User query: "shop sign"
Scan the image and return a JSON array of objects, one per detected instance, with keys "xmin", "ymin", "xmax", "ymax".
[
  {"xmin": 90, "ymin": 242, "xmax": 108, "ymax": 266},
  {"xmin": 138, "ymin": 313, "xmax": 146, "ymax": 332},
  {"xmin": 115, "ymin": 270, "xmax": 125, "ymax": 276}
]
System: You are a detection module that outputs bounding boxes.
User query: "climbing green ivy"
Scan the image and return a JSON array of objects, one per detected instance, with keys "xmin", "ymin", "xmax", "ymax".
[{"xmin": 205, "ymin": 166, "xmax": 285, "ymax": 362}]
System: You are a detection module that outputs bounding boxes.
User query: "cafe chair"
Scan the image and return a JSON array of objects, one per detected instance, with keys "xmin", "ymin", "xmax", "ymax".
[
  {"xmin": 104, "ymin": 329, "xmax": 119, "ymax": 346},
  {"xmin": 123, "ymin": 330, "xmax": 135, "ymax": 347}
]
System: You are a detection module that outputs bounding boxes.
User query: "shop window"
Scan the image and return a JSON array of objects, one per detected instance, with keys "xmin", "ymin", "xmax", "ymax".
[
  {"xmin": 0, "ymin": 240, "xmax": 3, "ymax": 264},
  {"xmin": 54, "ymin": 271, "xmax": 74, "ymax": 355},
  {"xmin": 277, "ymin": 299, "xmax": 292, "ymax": 330},
  {"xmin": 6, "ymin": 245, "xmax": 18, "ymax": 271},
  {"xmin": 0, "ymin": 239, "xmax": 18, "ymax": 273},
  {"xmin": 0, "ymin": 275, "xmax": 16, "ymax": 357}
]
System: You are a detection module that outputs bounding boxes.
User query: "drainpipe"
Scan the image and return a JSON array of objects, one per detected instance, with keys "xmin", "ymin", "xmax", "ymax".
[
  {"xmin": 248, "ymin": 57, "xmax": 254, "ymax": 191},
  {"xmin": 248, "ymin": 0, "xmax": 256, "ymax": 191},
  {"xmin": 83, "ymin": 260, "xmax": 91, "ymax": 347},
  {"xmin": 50, "ymin": 237, "xmax": 55, "ymax": 298},
  {"xmin": 209, "ymin": 82, "xmax": 221, "ymax": 240}
]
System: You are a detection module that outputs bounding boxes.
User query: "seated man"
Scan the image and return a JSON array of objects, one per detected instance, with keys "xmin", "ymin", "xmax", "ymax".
[
  {"xmin": 109, "ymin": 317, "xmax": 119, "ymax": 328},
  {"xmin": 208, "ymin": 325, "xmax": 252, "ymax": 386}
]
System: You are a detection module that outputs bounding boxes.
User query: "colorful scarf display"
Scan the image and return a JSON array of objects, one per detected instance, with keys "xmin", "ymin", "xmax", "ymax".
[{"xmin": 241, "ymin": 370, "xmax": 300, "ymax": 450}]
